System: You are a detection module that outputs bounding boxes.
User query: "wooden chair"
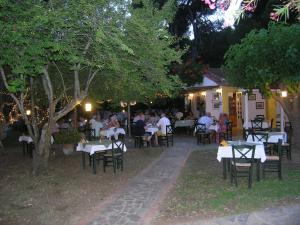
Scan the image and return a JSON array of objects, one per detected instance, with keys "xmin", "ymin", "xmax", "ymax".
[
  {"xmin": 230, "ymin": 144, "xmax": 256, "ymax": 188},
  {"xmin": 281, "ymin": 131, "xmax": 292, "ymax": 160},
  {"xmin": 103, "ymin": 140, "xmax": 125, "ymax": 173},
  {"xmin": 262, "ymin": 139, "xmax": 283, "ymax": 180},
  {"xmin": 85, "ymin": 128, "xmax": 96, "ymax": 141},
  {"xmin": 158, "ymin": 125, "xmax": 174, "ymax": 147},
  {"xmin": 195, "ymin": 123, "xmax": 211, "ymax": 144},
  {"xmin": 251, "ymin": 119, "xmax": 263, "ymax": 131}
]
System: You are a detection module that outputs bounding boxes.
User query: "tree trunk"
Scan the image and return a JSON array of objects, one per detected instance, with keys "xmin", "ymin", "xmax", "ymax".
[
  {"xmin": 32, "ymin": 126, "xmax": 52, "ymax": 176},
  {"xmin": 287, "ymin": 94, "xmax": 300, "ymax": 148}
]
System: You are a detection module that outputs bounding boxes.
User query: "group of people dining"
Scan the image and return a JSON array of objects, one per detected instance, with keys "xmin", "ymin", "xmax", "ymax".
[
  {"xmin": 196, "ymin": 112, "xmax": 230, "ymax": 143},
  {"xmin": 132, "ymin": 111, "xmax": 171, "ymax": 146}
]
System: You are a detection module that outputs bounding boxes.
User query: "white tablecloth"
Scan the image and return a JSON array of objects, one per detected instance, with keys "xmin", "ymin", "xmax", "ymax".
[
  {"xmin": 19, "ymin": 135, "xmax": 54, "ymax": 144},
  {"xmin": 76, "ymin": 141, "xmax": 127, "ymax": 155},
  {"xmin": 243, "ymin": 121, "xmax": 269, "ymax": 129},
  {"xmin": 217, "ymin": 143, "xmax": 266, "ymax": 162},
  {"xmin": 174, "ymin": 120, "xmax": 194, "ymax": 128},
  {"xmin": 100, "ymin": 128, "xmax": 126, "ymax": 140},
  {"xmin": 145, "ymin": 127, "xmax": 159, "ymax": 135},
  {"xmin": 246, "ymin": 132, "xmax": 287, "ymax": 143}
]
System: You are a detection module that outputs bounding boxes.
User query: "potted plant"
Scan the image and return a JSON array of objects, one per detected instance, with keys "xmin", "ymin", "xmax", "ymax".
[{"xmin": 54, "ymin": 128, "xmax": 81, "ymax": 155}]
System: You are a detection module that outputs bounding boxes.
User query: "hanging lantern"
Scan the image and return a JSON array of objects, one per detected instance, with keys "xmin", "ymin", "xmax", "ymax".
[
  {"xmin": 120, "ymin": 101, "xmax": 127, "ymax": 107},
  {"xmin": 130, "ymin": 101, "xmax": 136, "ymax": 106},
  {"xmin": 26, "ymin": 110, "xmax": 31, "ymax": 116},
  {"xmin": 85, "ymin": 102, "xmax": 92, "ymax": 112}
]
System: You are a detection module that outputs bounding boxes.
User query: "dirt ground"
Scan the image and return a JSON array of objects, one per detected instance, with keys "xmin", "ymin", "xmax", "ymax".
[{"xmin": 0, "ymin": 140, "xmax": 162, "ymax": 225}]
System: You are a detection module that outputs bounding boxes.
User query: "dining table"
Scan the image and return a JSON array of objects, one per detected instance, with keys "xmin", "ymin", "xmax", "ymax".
[
  {"xmin": 76, "ymin": 140, "xmax": 127, "ymax": 174},
  {"xmin": 243, "ymin": 121, "xmax": 270, "ymax": 129},
  {"xmin": 100, "ymin": 127, "xmax": 126, "ymax": 140},
  {"xmin": 174, "ymin": 120, "xmax": 195, "ymax": 128},
  {"xmin": 217, "ymin": 141, "xmax": 266, "ymax": 180},
  {"xmin": 246, "ymin": 131, "xmax": 287, "ymax": 143},
  {"xmin": 18, "ymin": 135, "xmax": 54, "ymax": 157}
]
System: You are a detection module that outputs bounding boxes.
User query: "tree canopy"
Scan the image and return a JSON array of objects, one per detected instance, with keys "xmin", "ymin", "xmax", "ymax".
[{"xmin": 224, "ymin": 22, "xmax": 300, "ymax": 94}]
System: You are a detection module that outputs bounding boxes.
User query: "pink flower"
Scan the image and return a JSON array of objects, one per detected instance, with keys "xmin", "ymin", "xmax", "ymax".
[
  {"xmin": 270, "ymin": 12, "xmax": 279, "ymax": 21},
  {"xmin": 209, "ymin": 3, "xmax": 216, "ymax": 9}
]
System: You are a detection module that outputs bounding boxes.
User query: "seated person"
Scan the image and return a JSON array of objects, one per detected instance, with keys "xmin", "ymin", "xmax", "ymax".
[
  {"xmin": 107, "ymin": 115, "xmax": 120, "ymax": 128},
  {"xmin": 134, "ymin": 119, "xmax": 152, "ymax": 141},
  {"xmin": 216, "ymin": 113, "xmax": 228, "ymax": 143},
  {"xmin": 89, "ymin": 114, "xmax": 104, "ymax": 137},
  {"xmin": 175, "ymin": 111, "xmax": 183, "ymax": 120},
  {"xmin": 198, "ymin": 112, "xmax": 213, "ymax": 129}
]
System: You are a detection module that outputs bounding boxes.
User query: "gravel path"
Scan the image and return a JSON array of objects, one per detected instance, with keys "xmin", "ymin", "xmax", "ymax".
[{"xmin": 76, "ymin": 137, "xmax": 195, "ymax": 225}]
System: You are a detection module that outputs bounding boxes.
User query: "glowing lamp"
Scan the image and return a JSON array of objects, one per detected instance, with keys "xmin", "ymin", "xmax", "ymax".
[
  {"xmin": 130, "ymin": 101, "xmax": 136, "ymax": 106},
  {"xmin": 188, "ymin": 93, "xmax": 194, "ymax": 99},
  {"xmin": 281, "ymin": 91, "xmax": 287, "ymax": 98},
  {"xmin": 201, "ymin": 91, "xmax": 206, "ymax": 97},
  {"xmin": 85, "ymin": 103, "xmax": 92, "ymax": 112},
  {"xmin": 26, "ymin": 110, "xmax": 31, "ymax": 116},
  {"xmin": 216, "ymin": 88, "xmax": 222, "ymax": 94}
]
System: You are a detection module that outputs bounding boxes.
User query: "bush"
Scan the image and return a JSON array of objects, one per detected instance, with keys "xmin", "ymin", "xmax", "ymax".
[{"xmin": 54, "ymin": 129, "xmax": 81, "ymax": 144}]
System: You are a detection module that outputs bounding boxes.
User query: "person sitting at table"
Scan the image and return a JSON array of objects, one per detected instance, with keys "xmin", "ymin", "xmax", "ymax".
[
  {"xmin": 175, "ymin": 111, "xmax": 184, "ymax": 120},
  {"xmin": 153, "ymin": 112, "xmax": 171, "ymax": 145},
  {"xmin": 78, "ymin": 116, "xmax": 87, "ymax": 132},
  {"xmin": 89, "ymin": 114, "xmax": 104, "ymax": 137},
  {"xmin": 107, "ymin": 115, "xmax": 120, "ymax": 128},
  {"xmin": 216, "ymin": 113, "xmax": 228, "ymax": 143},
  {"xmin": 198, "ymin": 112, "xmax": 213, "ymax": 129},
  {"xmin": 134, "ymin": 119, "xmax": 152, "ymax": 141},
  {"xmin": 147, "ymin": 112, "xmax": 160, "ymax": 125}
]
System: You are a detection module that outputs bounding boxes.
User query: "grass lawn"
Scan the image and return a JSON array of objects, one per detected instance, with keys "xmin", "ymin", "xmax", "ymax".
[
  {"xmin": 153, "ymin": 148, "xmax": 300, "ymax": 225},
  {"xmin": 0, "ymin": 141, "xmax": 162, "ymax": 225}
]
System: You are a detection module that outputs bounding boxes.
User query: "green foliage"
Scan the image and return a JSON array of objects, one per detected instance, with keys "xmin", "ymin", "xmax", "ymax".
[
  {"xmin": 223, "ymin": 22, "xmax": 300, "ymax": 94},
  {"xmin": 0, "ymin": 0, "xmax": 183, "ymax": 106},
  {"xmin": 54, "ymin": 129, "xmax": 81, "ymax": 144}
]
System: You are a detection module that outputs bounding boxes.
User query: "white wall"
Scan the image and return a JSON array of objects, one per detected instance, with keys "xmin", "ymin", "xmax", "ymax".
[
  {"xmin": 242, "ymin": 90, "xmax": 265, "ymax": 121},
  {"xmin": 206, "ymin": 90, "xmax": 222, "ymax": 119}
]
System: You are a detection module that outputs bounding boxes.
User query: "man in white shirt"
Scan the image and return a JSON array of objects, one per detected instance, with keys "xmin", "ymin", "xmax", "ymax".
[
  {"xmin": 157, "ymin": 113, "xmax": 171, "ymax": 135},
  {"xmin": 89, "ymin": 114, "xmax": 103, "ymax": 137},
  {"xmin": 198, "ymin": 112, "xmax": 213, "ymax": 129}
]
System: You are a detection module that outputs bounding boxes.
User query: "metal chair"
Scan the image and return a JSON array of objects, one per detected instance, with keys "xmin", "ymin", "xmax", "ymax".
[
  {"xmin": 251, "ymin": 119, "xmax": 263, "ymax": 131},
  {"xmin": 230, "ymin": 144, "xmax": 256, "ymax": 188},
  {"xmin": 158, "ymin": 125, "xmax": 174, "ymax": 147},
  {"xmin": 262, "ymin": 139, "xmax": 283, "ymax": 180},
  {"xmin": 103, "ymin": 140, "xmax": 125, "ymax": 173},
  {"xmin": 195, "ymin": 123, "xmax": 211, "ymax": 144}
]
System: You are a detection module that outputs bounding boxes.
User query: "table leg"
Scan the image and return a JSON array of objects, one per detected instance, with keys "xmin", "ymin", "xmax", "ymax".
[
  {"xmin": 92, "ymin": 154, "xmax": 96, "ymax": 174},
  {"xmin": 223, "ymin": 158, "xmax": 227, "ymax": 179},
  {"xmin": 22, "ymin": 142, "xmax": 26, "ymax": 157},
  {"xmin": 82, "ymin": 152, "xmax": 86, "ymax": 169}
]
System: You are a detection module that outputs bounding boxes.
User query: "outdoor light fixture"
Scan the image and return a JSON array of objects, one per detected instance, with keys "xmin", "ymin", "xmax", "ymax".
[
  {"xmin": 85, "ymin": 102, "xmax": 92, "ymax": 112},
  {"xmin": 216, "ymin": 88, "xmax": 222, "ymax": 94},
  {"xmin": 130, "ymin": 101, "xmax": 136, "ymax": 106},
  {"xmin": 281, "ymin": 91, "xmax": 287, "ymax": 98},
  {"xmin": 201, "ymin": 91, "xmax": 206, "ymax": 97},
  {"xmin": 188, "ymin": 93, "xmax": 194, "ymax": 99},
  {"xmin": 120, "ymin": 101, "xmax": 127, "ymax": 107},
  {"xmin": 26, "ymin": 110, "xmax": 31, "ymax": 116}
]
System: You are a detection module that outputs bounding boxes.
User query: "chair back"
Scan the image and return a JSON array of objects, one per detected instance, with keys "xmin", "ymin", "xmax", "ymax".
[
  {"xmin": 166, "ymin": 125, "xmax": 173, "ymax": 135},
  {"xmin": 196, "ymin": 123, "xmax": 206, "ymax": 133},
  {"xmin": 85, "ymin": 128, "xmax": 96, "ymax": 141},
  {"xmin": 285, "ymin": 122, "xmax": 293, "ymax": 133},
  {"xmin": 255, "ymin": 115, "xmax": 265, "ymax": 121},
  {"xmin": 275, "ymin": 121, "xmax": 281, "ymax": 130},
  {"xmin": 226, "ymin": 122, "xmax": 233, "ymax": 137},
  {"xmin": 231, "ymin": 144, "xmax": 256, "ymax": 165},
  {"xmin": 251, "ymin": 132, "xmax": 268, "ymax": 143},
  {"xmin": 112, "ymin": 140, "xmax": 124, "ymax": 156},
  {"xmin": 251, "ymin": 119, "xmax": 263, "ymax": 131}
]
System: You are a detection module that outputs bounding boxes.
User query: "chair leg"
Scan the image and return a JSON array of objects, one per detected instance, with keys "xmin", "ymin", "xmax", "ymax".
[
  {"xmin": 262, "ymin": 165, "xmax": 265, "ymax": 179},
  {"xmin": 278, "ymin": 163, "xmax": 282, "ymax": 180},
  {"xmin": 103, "ymin": 158, "xmax": 106, "ymax": 172},
  {"xmin": 256, "ymin": 160, "xmax": 260, "ymax": 181}
]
